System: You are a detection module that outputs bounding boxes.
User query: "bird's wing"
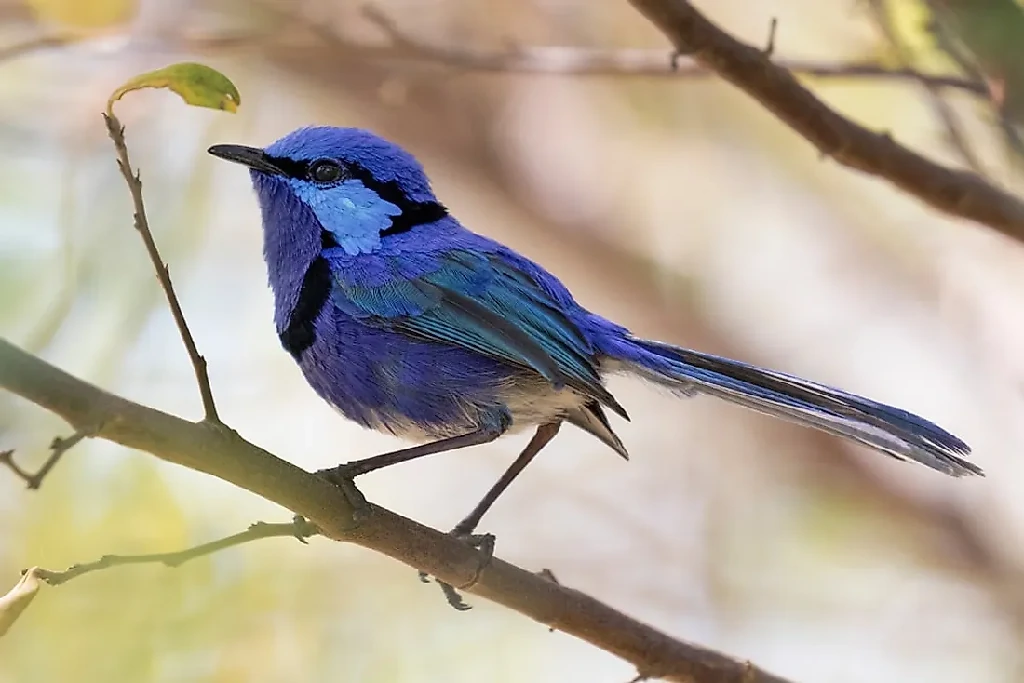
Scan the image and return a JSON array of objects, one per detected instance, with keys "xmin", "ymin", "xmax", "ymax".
[{"xmin": 327, "ymin": 247, "xmax": 626, "ymax": 417}]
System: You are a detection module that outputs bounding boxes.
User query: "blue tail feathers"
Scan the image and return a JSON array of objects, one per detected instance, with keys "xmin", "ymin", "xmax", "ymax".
[{"xmin": 617, "ymin": 336, "xmax": 980, "ymax": 477}]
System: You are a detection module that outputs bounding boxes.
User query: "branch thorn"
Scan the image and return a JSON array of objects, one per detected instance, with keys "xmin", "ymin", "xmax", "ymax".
[{"xmin": 763, "ymin": 17, "xmax": 778, "ymax": 57}]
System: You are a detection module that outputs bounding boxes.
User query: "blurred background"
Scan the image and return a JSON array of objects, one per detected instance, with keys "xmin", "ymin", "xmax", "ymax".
[{"xmin": 2, "ymin": 0, "xmax": 1024, "ymax": 681}]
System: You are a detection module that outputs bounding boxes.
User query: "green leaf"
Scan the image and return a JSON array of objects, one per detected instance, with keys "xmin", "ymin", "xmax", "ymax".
[{"xmin": 107, "ymin": 62, "xmax": 240, "ymax": 116}]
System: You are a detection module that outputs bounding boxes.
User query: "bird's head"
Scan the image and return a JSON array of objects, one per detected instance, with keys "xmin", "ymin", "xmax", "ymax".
[{"xmin": 209, "ymin": 126, "xmax": 447, "ymax": 256}]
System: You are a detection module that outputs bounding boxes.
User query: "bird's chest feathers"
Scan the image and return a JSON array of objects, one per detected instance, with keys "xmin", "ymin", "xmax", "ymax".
[{"xmin": 288, "ymin": 178, "xmax": 401, "ymax": 256}]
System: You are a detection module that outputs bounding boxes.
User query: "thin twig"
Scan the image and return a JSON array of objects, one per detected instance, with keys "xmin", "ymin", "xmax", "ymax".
[
  {"xmin": 0, "ymin": 450, "xmax": 21, "ymax": 480},
  {"xmin": 0, "ymin": 427, "xmax": 94, "ymax": 489},
  {"xmin": 36, "ymin": 517, "xmax": 319, "ymax": 586},
  {"xmin": 102, "ymin": 114, "xmax": 220, "ymax": 423},
  {"xmin": 762, "ymin": 18, "xmax": 778, "ymax": 58},
  {"xmin": 36, "ymin": 430, "xmax": 89, "ymax": 488},
  {"xmin": 864, "ymin": 0, "xmax": 985, "ymax": 174}
]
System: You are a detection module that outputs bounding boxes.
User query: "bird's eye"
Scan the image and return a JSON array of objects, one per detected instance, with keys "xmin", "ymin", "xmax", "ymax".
[{"xmin": 309, "ymin": 159, "xmax": 344, "ymax": 183}]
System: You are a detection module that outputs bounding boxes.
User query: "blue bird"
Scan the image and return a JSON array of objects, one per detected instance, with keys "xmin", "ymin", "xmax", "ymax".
[{"xmin": 209, "ymin": 126, "xmax": 981, "ymax": 538}]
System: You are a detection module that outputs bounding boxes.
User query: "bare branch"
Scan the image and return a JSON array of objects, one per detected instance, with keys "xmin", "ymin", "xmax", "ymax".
[
  {"xmin": 627, "ymin": 0, "xmax": 1024, "ymax": 242},
  {"xmin": 0, "ymin": 337, "xmax": 792, "ymax": 683},
  {"xmin": 0, "ymin": 427, "xmax": 94, "ymax": 489},
  {"xmin": 36, "ymin": 517, "xmax": 318, "ymax": 586},
  {"xmin": 0, "ymin": 450, "xmax": 27, "ymax": 483},
  {"xmin": 35, "ymin": 430, "xmax": 89, "ymax": 487},
  {"xmin": 102, "ymin": 114, "xmax": 220, "ymax": 423}
]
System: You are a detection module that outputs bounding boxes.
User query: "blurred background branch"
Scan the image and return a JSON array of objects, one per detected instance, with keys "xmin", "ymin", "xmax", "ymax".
[{"xmin": 0, "ymin": 5, "xmax": 992, "ymax": 92}]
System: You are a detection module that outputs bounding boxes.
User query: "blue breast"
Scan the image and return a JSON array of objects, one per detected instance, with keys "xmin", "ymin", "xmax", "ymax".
[{"xmin": 297, "ymin": 299, "xmax": 518, "ymax": 434}]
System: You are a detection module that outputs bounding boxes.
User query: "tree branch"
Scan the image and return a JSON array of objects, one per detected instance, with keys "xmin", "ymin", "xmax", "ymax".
[
  {"xmin": 103, "ymin": 114, "xmax": 220, "ymax": 423},
  {"xmin": 35, "ymin": 517, "xmax": 319, "ymax": 586},
  {"xmin": 0, "ymin": 427, "xmax": 93, "ymax": 489},
  {"xmin": 627, "ymin": 0, "xmax": 1024, "ymax": 242},
  {"xmin": 0, "ymin": 337, "xmax": 792, "ymax": 683}
]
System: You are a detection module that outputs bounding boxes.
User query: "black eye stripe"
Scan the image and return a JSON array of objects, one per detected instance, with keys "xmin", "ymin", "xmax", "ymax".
[
  {"xmin": 265, "ymin": 153, "xmax": 447, "ymax": 235},
  {"xmin": 264, "ymin": 154, "xmax": 308, "ymax": 178}
]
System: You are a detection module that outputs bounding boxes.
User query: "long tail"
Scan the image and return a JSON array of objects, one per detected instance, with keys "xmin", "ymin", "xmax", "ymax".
[{"xmin": 616, "ymin": 337, "xmax": 980, "ymax": 477}]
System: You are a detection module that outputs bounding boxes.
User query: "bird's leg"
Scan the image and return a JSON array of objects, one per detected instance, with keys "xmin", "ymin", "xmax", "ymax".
[
  {"xmin": 316, "ymin": 425, "xmax": 504, "ymax": 484},
  {"xmin": 423, "ymin": 422, "xmax": 562, "ymax": 610},
  {"xmin": 316, "ymin": 424, "xmax": 507, "ymax": 525},
  {"xmin": 452, "ymin": 421, "xmax": 562, "ymax": 537}
]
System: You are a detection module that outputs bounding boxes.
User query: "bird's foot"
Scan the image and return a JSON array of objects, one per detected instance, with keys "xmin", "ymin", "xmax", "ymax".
[
  {"xmin": 419, "ymin": 529, "xmax": 496, "ymax": 611},
  {"xmin": 315, "ymin": 463, "xmax": 371, "ymax": 522}
]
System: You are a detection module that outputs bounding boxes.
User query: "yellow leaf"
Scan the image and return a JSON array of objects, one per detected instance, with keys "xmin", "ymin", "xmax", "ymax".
[
  {"xmin": 107, "ymin": 62, "xmax": 241, "ymax": 116},
  {"xmin": 25, "ymin": 0, "xmax": 135, "ymax": 31},
  {"xmin": 0, "ymin": 568, "xmax": 42, "ymax": 637}
]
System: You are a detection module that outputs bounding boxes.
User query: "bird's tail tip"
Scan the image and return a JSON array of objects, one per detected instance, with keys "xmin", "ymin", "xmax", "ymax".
[
  {"xmin": 610, "ymin": 336, "xmax": 981, "ymax": 478},
  {"xmin": 922, "ymin": 447, "xmax": 983, "ymax": 477}
]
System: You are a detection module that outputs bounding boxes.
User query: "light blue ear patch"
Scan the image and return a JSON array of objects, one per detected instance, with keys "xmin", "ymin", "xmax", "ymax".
[{"xmin": 287, "ymin": 178, "xmax": 401, "ymax": 255}]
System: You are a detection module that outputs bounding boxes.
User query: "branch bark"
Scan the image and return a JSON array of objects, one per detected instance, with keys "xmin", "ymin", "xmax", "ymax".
[
  {"xmin": 628, "ymin": 0, "xmax": 1024, "ymax": 242},
  {"xmin": 0, "ymin": 338, "xmax": 792, "ymax": 683}
]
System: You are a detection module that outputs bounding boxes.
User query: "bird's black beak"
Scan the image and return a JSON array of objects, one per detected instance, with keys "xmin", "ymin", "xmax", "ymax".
[{"xmin": 208, "ymin": 144, "xmax": 285, "ymax": 175}]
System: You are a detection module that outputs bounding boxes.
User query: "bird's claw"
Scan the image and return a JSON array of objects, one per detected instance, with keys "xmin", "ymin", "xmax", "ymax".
[
  {"xmin": 315, "ymin": 464, "xmax": 370, "ymax": 522},
  {"xmin": 315, "ymin": 461, "xmax": 362, "ymax": 483},
  {"xmin": 290, "ymin": 515, "xmax": 318, "ymax": 543},
  {"xmin": 420, "ymin": 529, "xmax": 496, "ymax": 611},
  {"xmin": 438, "ymin": 582, "xmax": 473, "ymax": 611}
]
